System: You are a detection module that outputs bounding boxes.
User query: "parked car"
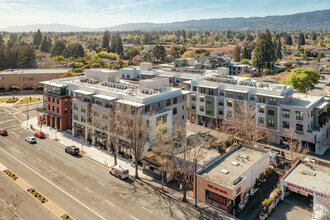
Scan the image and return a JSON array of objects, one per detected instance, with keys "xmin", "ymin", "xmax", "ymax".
[
  {"xmin": 65, "ymin": 146, "xmax": 80, "ymax": 155},
  {"xmin": 109, "ymin": 165, "xmax": 129, "ymax": 180},
  {"xmin": 34, "ymin": 131, "xmax": 45, "ymax": 138},
  {"xmin": 0, "ymin": 129, "xmax": 8, "ymax": 136},
  {"xmin": 25, "ymin": 137, "xmax": 36, "ymax": 144}
]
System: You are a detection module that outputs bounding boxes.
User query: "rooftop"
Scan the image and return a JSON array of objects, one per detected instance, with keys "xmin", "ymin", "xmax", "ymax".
[
  {"xmin": 283, "ymin": 161, "xmax": 330, "ymax": 196},
  {"xmin": 283, "ymin": 93, "xmax": 323, "ymax": 108},
  {"xmin": 0, "ymin": 68, "xmax": 71, "ymax": 75},
  {"xmin": 198, "ymin": 145, "xmax": 268, "ymax": 188}
]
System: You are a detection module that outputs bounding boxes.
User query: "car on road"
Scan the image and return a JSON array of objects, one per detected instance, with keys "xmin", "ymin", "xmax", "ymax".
[
  {"xmin": 65, "ymin": 146, "xmax": 80, "ymax": 155},
  {"xmin": 109, "ymin": 165, "xmax": 129, "ymax": 180},
  {"xmin": 0, "ymin": 129, "xmax": 8, "ymax": 136},
  {"xmin": 25, "ymin": 137, "xmax": 36, "ymax": 144},
  {"xmin": 34, "ymin": 131, "xmax": 45, "ymax": 138}
]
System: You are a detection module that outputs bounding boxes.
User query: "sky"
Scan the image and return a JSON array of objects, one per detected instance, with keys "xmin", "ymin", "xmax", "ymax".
[{"xmin": 0, "ymin": 0, "xmax": 329, "ymax": 28}]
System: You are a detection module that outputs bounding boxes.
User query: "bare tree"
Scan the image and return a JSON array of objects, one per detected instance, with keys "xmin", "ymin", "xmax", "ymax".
[
  {"xmin": 282, "ymin": 128, "xmax": 309, "ymax": 164},
  {"xmin": 37, "ymin": 115, "xmax": 44, "ymax": 132},
  {"xmin": 0, "ymin": 187, "xmax": 23, "ymax": 219},
  {"xmin": 219, "ymin": 101, "xmax": 269, "ymax": 146}
]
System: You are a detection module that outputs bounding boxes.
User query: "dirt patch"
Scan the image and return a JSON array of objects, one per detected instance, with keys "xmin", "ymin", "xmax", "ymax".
[
  {"xmin": 3, "ymin": 169, "xmax": 19, "ymax": 181},
  {"xmin": 27, "ymin": 188, "xmax": 48, "ymax": 204}
]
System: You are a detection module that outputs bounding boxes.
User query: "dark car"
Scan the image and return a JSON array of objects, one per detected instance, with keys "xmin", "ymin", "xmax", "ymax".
[
  {"xmin": 0, "ymin": 129, "xmax": 8, "ymax": 136},
  {"xmin": 65, "ymin": 146, "xmax": 80, "ymax": 155}
]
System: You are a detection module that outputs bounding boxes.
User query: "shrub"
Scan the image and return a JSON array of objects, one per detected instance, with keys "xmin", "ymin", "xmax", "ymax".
[
  {"xmin": 32, "ymin": 189, "xmax": 35, "ymax": 192},
  {"xmin": 262, "ymin": 197, "xmax": 274, "ymax": 209},
  {"xmin": 73, "ymin": 68, "xmax": 83, "ymax": 73}
]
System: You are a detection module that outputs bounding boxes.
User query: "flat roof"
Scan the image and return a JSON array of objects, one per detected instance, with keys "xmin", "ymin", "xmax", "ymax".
[
  {"xmin": 198, "ymin": 84, "xmax": 219, "ymax": 90},
  {"xmin": 116, "ymin": 99, "xmax": 145, "ymax": 107},
  {"xmin": 72, "ymin": 90, "xmax": 94, "ymax": 96},
  {"xmin": 0, "ymin": 68, "xmax": 71, "ymax": 75},
  {"xmin": 283, "ymin": 93, "xmax": 323, "ymax": 108},
  {"xmin": 255, "ymin": 93, "xmax": 285, "ymax": 99},
  {"xmin": 199, "ymin": 145, "xmax": 268, "ymax": 188},
  {"xmin": 140, "ymin": 72, "xmax": 155, "ymax": 76},
  {"xmin": 93, "ymin": 94, "xmax": 117, "ymax": 101},
  {"xmin": 283, "ymin": 162, "xmax": 330, "ymax": 196},
  {"xmin": 224, "ymin": 88, "xmax": 248, "ymax": 93}
]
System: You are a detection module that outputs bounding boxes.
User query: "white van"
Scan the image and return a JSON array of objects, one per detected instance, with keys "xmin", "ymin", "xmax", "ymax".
[{"xmin": 109, "ymin": 165, "xmax": 129, "ymax": 180}]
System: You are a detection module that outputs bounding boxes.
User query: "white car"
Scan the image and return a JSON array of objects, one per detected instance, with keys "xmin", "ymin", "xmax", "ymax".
[
  {"xmin": 25, "ymin": 137, "xmax": 36, "ymax": 144},
  {"xmin": 109, "ymin": 165, "xmax": 129, "ymax": 180}
]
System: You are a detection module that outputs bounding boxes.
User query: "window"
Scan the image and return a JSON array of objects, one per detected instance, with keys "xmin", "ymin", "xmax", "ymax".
[
  {"xmin": 249, "ymin": 94, "xmax": 256, "ymax": 101},
  {"xmin": 182, "ymin": 105, "xmax": 184, "ymax": 110},
  {"xmin": 268, "ymin": 109, "xmax": 275, "ymax": 116},
  {"xmin": 64, "ymin": 108, "xmax": 68, "ymax": 114},
  {"xmin": 173, "ymin": 97, "xmax": 177, "ymax": 104},
  {"xmin": 206, "ymin": 107, "xmax": 212, "ymax": 114},
  {"xmin": 259, "ymin": 97, "xmax": 265, "ymax": 103},
  {"xmin": 81, "ymin": 106, "xmax": 86, "ymax": 113},
  {"xmin": 200, "ymin": 106, "xmax": 204, "ymax": 112},
  {"xmin": 57, "ymin": 99, "xmax": 59, "ymax": 104},
  {"xmin": 267, "ymin": 120, "xmax": 275, "ymax": 127},
  {"xmin": 258, "ymin": 117, "xmax": 265, "ymax": 125},
  {"xmin": 173, "ymin": 107, "xmax": 177, "ymax": 115},
  {"xmin": 206, "ymin": 98, "xmax": 212, "ymax": 104},
  {"xmin": 52, "ymin": 106, "xmax": 54, "ymax": 111},
  {"xmin": 237, "ymin": 93, "xmax": 244, "ymax": 100},
  {"xmin": 65, "ymin": 99, "xmax": 68, "ymax": 105},
  {"xmin": 218, "ymin": 99, "xmax": 224, "ymax": 106},
  {"xmin": 48, "ymin": 105, "xmax": 50, "ymax": 110},
  {"xmin": 182, "ymin": 95, "xmax": 185, "ymax": 100},
  {"xmin": 158, "ymin": 102, "xmax": 160, "ymax": 107},
  {"xmin": 269, "ymin": 98, "xmax": 276, "ymax": 105},
  {"xmin": 191, "ymin": 95, "xmax": 196, "ymax": 101},
  {"xmin": 227, "ymin": 100, "xmax": 233, "ymax": 108},
  {"xmin": 192, "ymin": 104, "xmax": 196, "ymax": 110},
  {"xmin": 227, "ymin": 92, "xmax": 234, "ymax": 98},
  {"xmin": 200, "ymin": 96, "xmax": 205, "ymax": 102},
  {"xmin": 182, "ymin": 115, "xmax": 184, "ymax": 120},
  {"xmin": 258, "ymin": 106, "xmax": 265, "ymax": 113},
  {"xmin": 192, "ymin": 86, "xmax": 197, "ymax": 92},
  {"xmin": 282, "ymin": 109, "xmax": 290, "ymax": 118},
  {"xmin": 166, "ymin": 99, "xmax": 171, "ymax": 106},
  {"xmin": 81, "ymin": 116, "xmax": 86, "ymax": 123},
  {"xmin": 296, "ymin": 111, "xmax": 304, "ymax": 121},
  {"xmin": 219, "ymin": 90, "xmax": 224, "ymax": 96},
  {"xmin": 73, "ymin": 114, "xmax": 78, "ymax": 120},
  {"xmin": 48, "ymin": 97, "xmax": 50, "ymax": 101},
  {"xmin": 227, "ymin": 111, "xmax": 232, "ymax": 118},
  {"xmin": 176, "ymin": 78, "xmax": 180, "ymax": 83},
  {"xmin": 52, "ymin": 98, "xmax": 55, "ymax": 103},
  {"xmin": 57, "ymin": 107, "xmax": 59, "ymax": 113},
  {"xmin": 296, "ymin": 124, "xmax": 303, "ymax": 133},
  {"xmin": 218, "ymin": 109, "xmax": 223, "ymax": 115},
  {"xmin": 283, "ymin": 121, "xmax": 290, "ymax": 129}
]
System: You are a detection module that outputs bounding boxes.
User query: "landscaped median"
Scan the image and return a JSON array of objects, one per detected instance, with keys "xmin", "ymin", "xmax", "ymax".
[{"xmin": 0, "ymin": 162, "xmax": 73, "ymax": 220}]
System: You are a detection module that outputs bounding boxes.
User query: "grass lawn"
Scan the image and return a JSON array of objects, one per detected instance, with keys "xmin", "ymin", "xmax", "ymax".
[{"xmin": 16, "ymin": 97, "xmax": 42, "ymax": 105}]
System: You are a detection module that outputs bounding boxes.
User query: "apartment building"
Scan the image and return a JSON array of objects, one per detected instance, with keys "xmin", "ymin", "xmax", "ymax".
[
  {"xmin": 228, "ymin": 63, "xmax": 256, "ymax": 75},
  {"xmin": 41, "ymin": 69, "xmax": 188, "ymax": 158}
]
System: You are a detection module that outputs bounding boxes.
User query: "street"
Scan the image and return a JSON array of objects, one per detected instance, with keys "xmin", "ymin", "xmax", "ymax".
[{"xmin": 0, "ymin": 106, "xmax": 229, "ymax": 220}]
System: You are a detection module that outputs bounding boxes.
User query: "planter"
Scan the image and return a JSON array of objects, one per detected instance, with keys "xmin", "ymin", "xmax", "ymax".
[
  {"xmin": 60, "ymin": 214, "xmax": 73, "ymax": 220},
  {"xmin": 3, "ymin": 169, "xmax": 19, "ymax": 181},
  {"xmin": 27, "ymin": 188, "xmax": 48, "ymax": 204},
  {"xmin": 259, "ymin": 213, "xmax": 268, "ymax": 220}
]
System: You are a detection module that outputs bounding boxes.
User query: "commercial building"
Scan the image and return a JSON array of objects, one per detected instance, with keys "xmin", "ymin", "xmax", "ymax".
[
  {"xmin": 0, "ymin": 68, "xmax": 71, "ymax": 91},
  {"xmin": 195, "ymin": 145, "xmax": 270, "ymax": 214}
]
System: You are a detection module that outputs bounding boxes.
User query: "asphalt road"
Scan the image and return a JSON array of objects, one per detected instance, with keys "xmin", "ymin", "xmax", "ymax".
[
  {"xmin": 0, "ymin": 172, "xmax": 57, "ymax": 220},
  {"xmin": 0, "ymin": 106, "xmax": 226, "ymax": 220}
]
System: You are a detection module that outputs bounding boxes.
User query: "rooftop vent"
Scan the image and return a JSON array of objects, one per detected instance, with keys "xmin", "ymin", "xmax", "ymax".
[
  {"xmin": 241, "ymin": 155, "xmax": 249, "ymax": 160},
  {"xmin": 220, "ymin": 169, "xmax": 229, "ymax": 174},
  {"xmin": 301, "ymin": 170, "xmax": 316, "ymax": 176},
  {"xmin": 231, "ymin": 161, "xmax": 240, "ymax": 166}
]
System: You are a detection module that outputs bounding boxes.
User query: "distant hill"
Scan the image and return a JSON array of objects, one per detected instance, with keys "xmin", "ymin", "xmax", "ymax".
[{"xmin": 1, "ymin": 9, "xmax": 329, "ymax": 32}]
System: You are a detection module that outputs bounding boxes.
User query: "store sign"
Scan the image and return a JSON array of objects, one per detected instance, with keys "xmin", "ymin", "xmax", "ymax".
[
  {"xmin": 283, "ymin": 181, "xmax": 328, "ymax": 200},
  {"xmin": 207, "ymin": 184, "xmax": 228, "ymax": 195}
]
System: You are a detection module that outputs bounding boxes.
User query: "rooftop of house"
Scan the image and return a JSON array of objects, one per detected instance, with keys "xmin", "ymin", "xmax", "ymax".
[
  {"xmin": 282, "ymin": 93, "xmax": 323, "ymax": 108},
  {"xmin": 0, "ymin": 68, "xmax": 71, "ymax": 75},
  {"xmin": 283, "ymin": 161, "xmax": 330, "ymax": 196},
  {"xmin": 198, "ymin": 145, "xmax": 268, "ymax": 188}
]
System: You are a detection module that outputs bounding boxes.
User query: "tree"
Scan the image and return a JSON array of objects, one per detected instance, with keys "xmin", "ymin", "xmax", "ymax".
[
  {"xmin": 240, "ymin": 59, "xmax": 250, "ymax": 65},
  {"xmin": 284, "ymin": 34, "xmax": 292, "ymax": 45},
  {"xmin": 50, "ymin": 40, "xmax": 66, "ymax": 57},
  {"xmin": 0, "ymin": 45, "xmax": 7, "ymax": 70},
  {"xmin": 286, "ymin": 68, "xmax": 319, "ymax": 93},
  {"xmin": 38, "ymin": 115, "xmax": 44, "ymax": 132},
  {"xmin": 32, "ymin": 29, "xmax": 42, "ymax": 48},
  {"xmin": 40, "ymin": 36, "xmax": 52, "ymax": 53},
  {"xmin": 179, "ymin": 45, "xmax": 187, "ymax": 55},
  {"xmin": 124, "ymin": 47, "xmax": 139, "ymax": 60},
  {"xmin": 63, "ymin": 43, "xmax": 84, "ymax": 58},
  {"xmin": 101, "ymin": 31, "xmax": 110, "ymax": 52},
  {"xmin": 16, "ymin": 44, "xmax": 35, "ymax": 68},
  {"xmin": 311, "ymin": 32, "xmax": 317, "ymax": 41},
  {"xmin": 317, "ymin": 53, "xmax": 325, "ymax": 61},
  {"xmin": 181, "ymin": 50, "xmax": 197, "ymax": 58},
  {"xmin": 142, "ymin": 51, "xmax": 153, "ymax": 62},
  {"xmin": 252, "ymin": 29, "xmax": 275, "ymax": 72},
  {"xmin": 275, "ymin": 39, "xmax": 282, "ymax": 60},
  {"xmin": 0, "ymin": 34, "xmax": 4, "ymax": 46},
  {"xmin": 169, "ymin": 45, "xmax": 180, "ymax": 60},
  {"xmin": 219, "ymin": 102, "xmax": 269, "ymax": 146},
  {"xmin": 232, "ymin": 45, "xmax": 241, "ymax": 62},
  {"xmin": 60, "ymin": 71, "xmax": 75, "ymax": 78},
  {"xmin": 115, "ymin": 37, "xmax": 123, "ymax": 56},
  {"xmin": 242, "ymin": 47, "xmax": 250, "ymax": 59},
  {"xmin": 152, "ymin": 45, "xmax": 166, "ymax": 64},
  {"xmin": 298, "ymin": 33, "xmax": 305, "ymax": 46},
  {"xmin": 0, "ymin": 187, "xmax": 23, "ymax": 219},
  {"xmin": 109, "ymin": 35, "xmax": 117, "ymax": 53}
]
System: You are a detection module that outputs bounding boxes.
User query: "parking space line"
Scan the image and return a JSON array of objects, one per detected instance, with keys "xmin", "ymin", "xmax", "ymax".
[
  {"xmin": 97, "ymin": 181, "xmax": 104, "ymax": 186},
  {"xmin": 130, "ymin": 215, "xmax": 138, "ymax": 220},
  {"xmin": 49, "ymin": 155, "xmax": 55, "ymax": 158},
  {"xmin": 84, "ymin": 187, "xmax": 92, "ymax": 193},
  {"xmin": 36, "ymin": 158, "xmax": 42, "ymax": 162},
  {"xmin": 105, "ymin": 200, "xmax": 114, "ymax": 206},
  {"xmin": 79, "ymin": 171, "xmax": 86, "ymax": 176},
  {"xmin": 66, "ymin": 177, "xmax": 73, "ymax": 181},
  {"xmin": 142, "ymin": 207, "xmax": 153, "ymax": 213},
  {"xmin": 64, "ymin": 163, "xmax": 70, "ymax": 167},
  {"xmin": 120, "ymin": 194, "xmax": 127, "ymax": 199}
]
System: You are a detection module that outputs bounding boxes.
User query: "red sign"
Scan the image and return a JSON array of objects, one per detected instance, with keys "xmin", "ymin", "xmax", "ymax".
[{"xmin": 207, "ymin": 184, "xmax": 228, "ymax": 195}]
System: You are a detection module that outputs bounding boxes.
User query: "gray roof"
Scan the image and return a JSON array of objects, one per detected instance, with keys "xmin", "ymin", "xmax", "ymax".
[{"xmin": 0, "ymin": 68, "xmax": 71, "ymax": 75}]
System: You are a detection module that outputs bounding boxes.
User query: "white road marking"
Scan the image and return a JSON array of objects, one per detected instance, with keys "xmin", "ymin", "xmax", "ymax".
[
  {"xmin": 0, "ymin": 148, "xmax": 106, "ymax": 220},
  {"xmin": 84, "ymin": 187, "xmax": 92, "ymax": 193},
  {"xmin": 130, "ymin": 215, "xmax": 138, "ymax": 220},
  {"xmin": 66, "ymin": 177, "xmax": 73, "ymax": 181},
  {"xmin": 49, "ymin": 166, "xmax": 55, "ymax": 170},
  {"xmin": 97, "ymin": 181, "xmax": 104, "ymax": 186},
  {"xmin": 2, "ymin": 138, "xmax": 8, "ymax": 142},
  {"xmin": 105, "ymin": 200, "xmax": 114, "ymax": 206},
  {"xmin": 49, "ymin": 155, "xmax": 55, "ymax": 158},
  {"xmin": 120, "ymin": 194, "xmax": 127, "ymax": 199},
  {"xmin": 64, "ymin": 163, "xmax": 70, "ymax": 167},
  {"xmin": 142, "ymin": 207, "xmax": 153, "ymax": 213},
  {"xmin": 79, "ymin": 171, "xmax": 86, "ymax": 176},
  {"xmin": 3, "ymin": 108, "xmax": 23, "ymax": 123},
  {"xmin": 36, "ymin": 158, "xmax": 42, "ymax": 162}
]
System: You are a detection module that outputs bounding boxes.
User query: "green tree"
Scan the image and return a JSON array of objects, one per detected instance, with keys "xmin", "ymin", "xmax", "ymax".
[
  {"xmin": 0, "ymin": 45, "xmax": 7, "ymax": 70},
  {"xmin": 317, "ymin": 41, "xmax": 326, "ymax": 47},
  {"xmin": 169, "ymin": 45, "xmax": 180, "ymax": 60},
  {"xmin": 142, "ymin": 51, "xmax": 153, "ymax": 62},
  {"xmin": 317, "ymin": 53, "xmax": 324, "ymax": 61},
  {"xmin": 311, "ymin": 32, "xmax": 317, "ymax": 41},
  {"xmin": 152, "ymin": 45, "xmax": 166, "ymax": 64},
  {"xmin": 102, "ymin": 31, "xmax": 110, "ymax": 52},
  {"xmin": 179, "ymin": 45, "xmax": 187, "ymax": 55},
  {"xmin": 286, "ymin": 68, "xmax": 319, "ymax": 93},
  {"xmin": 232, "ymin": 45, "xmax": 241, "ymax": 62},
  {"xmin": 50, "ymin": 40, "xmax": 66, "ymax": 57},
  {"xmin": 17, "ymin": 44, "xmax": 36, "ymax": 68},
  {"xmin": 32, "ymin": 29, "xmax": 42, "ymax": 49},
  {"xmin": 284, "ymin": 34, "xmax": 292, "ymax": 45},
  {"xmin": 109, "ymin": 35, "xmax": 117, "ymax": 53},
  {"xmin": 40, "ymin": 36, "xmax": 52, "ymax": 53},
  {"xmin": 252, "ymin": 29, "xmax": 275, "ymax": 72},
  {"xmin": 63, "ymin": 43, "xmax": 84, "ymax": 58},
  {"xmin": 124, "ymin": 47, "xmax": 140, "ymax": 60},
  {"xmin": 298, "ymin": 33, "xmax": 305, "ymax": 46},
  {"xmin": 275, "ymin": 39, "xmax": 282, "ymax": 60},
  {"xmin": 242, "ymin": 47, "xmax": 250, "ymax": 59},
  {"xmin": 181, "ymin": 50, "xmax": 197, "ymax": 58},
  {"xmin": 240, "ymin": 59, "xmax": 250, "ymax": 65},
  {"xmin": 0, "ymin": 34, "xmax": 4, "ymax": 46},
  {"xmin": 115, "ymin": 37, "xmax": 123, "ymax": 56}
]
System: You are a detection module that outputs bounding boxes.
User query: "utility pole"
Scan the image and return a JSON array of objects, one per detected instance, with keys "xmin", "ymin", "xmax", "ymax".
[
  {"xmin": 194, "ymin": 161, "xmax": 198, "ymax": 207},
  {"xmin": 26, "ymin": 100, "xmax": 29, "ymax": 127}
]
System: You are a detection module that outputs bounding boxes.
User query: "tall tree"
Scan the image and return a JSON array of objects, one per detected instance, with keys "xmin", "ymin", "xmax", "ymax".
[
  {"xmin": 101, "ymin": 31, "xmax": 110, "ymax": 52},
  {"xmin": 115, "ymin": 37, "xmax": 123, "ymax": 56},
  {"xmin": 311, "ymin": 32, "xmax": 317, "ymax": 41},
  {"xmin": 241, "ymin": 47, "xmax": 249, "ymax": 59},
  {"xmin": 0, "ymin": 45, "xmax": 7, "ymax": 70},
  {"xmin": 181, "ymin": 30, "xmax": 186, "ymax": 39},
  {"xmin": 275, "ymin": 39, "xmax": 282, "ymax": 60},
  {"xmin": 298, "ymin": 33, "xmax": 305, "ymax": 46},
  {"xmin": 109, "ymin": 35, "xmax": 117, "ymax": 53},
  {"xmin": 284, "ymin": 33, "xmax": 292, "ymax": 45},
  {"xmin": 169, "ymin": 45, "xmax": 180, "ymax": 60},
  {"xmin": 0, "ymin": 34, "xmax": 4, "ymax": 46},
  {"xmin": 252, "ymin": 29, "xmax": 275, "ymax": 72},
  {"xmin": 232, "ymin": 45, "xmax": 241, "ymax": 62},
  {"xmin": 32, "ymin": 29, "xmax": 42, "ymax": 49},
  {"xmin": 63, "ymin": 43, "xmax": 84, "ymax": 58},
  {"xmin": 50, "ymin": 40, "xmax": 66, "ymax": 57},
  {"xmin": 286, "ymin": 68, "xmax": 319, "ymax": 93},
  {"xmin": 40, "ymin": 36, "xmax": 52, "ymax": 53},
  {"xmin": 152, "ymin": 45, "xmax": 166, "ymax": 64}
]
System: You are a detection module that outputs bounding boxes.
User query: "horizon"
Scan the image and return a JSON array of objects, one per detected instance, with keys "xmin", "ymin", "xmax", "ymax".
[{"xmin": 0, "ymin": 0, "xmax": 329, "ymax": 29}]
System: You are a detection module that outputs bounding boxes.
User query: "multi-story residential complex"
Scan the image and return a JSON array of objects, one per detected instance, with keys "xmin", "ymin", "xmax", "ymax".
[
  {"xmin": 41, "ymin": 69, "xmax": 188, "ymax": 157},
  {"xmin": 120, "ymin": 63, "xmax": 330, "ymax": 155},
  {"xmin": 228, "ymin": 63, "xmax": 256, "ymax": 75}
]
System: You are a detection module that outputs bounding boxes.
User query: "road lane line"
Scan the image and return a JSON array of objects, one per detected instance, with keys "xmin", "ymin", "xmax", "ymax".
[
  {"xmin": 142, "ymin": 207, "xmax": 153, "ymax": 213},
  {"xmin": 97, "ymin": 181, "xmax": 104, "ymax": 186},
  {"xmin": 66, "ymin": 177, "xmax": 73, "ymax": 181},
  {"xmin": 105, "ymin": 200, "xmax": 114, "ymax": 206},
  {"xmin": 79, "ymin": 171, "xmax": 86, "ymax": 176},
  {"xmin": 64, "ymin": 163, "xmax": 70, "ymax": 167},
  {"xmin": 120, "ymin": 194, "xmax": 127, "ymax": 199},
  {"xmin": 84, "ymin": 187, "xmax": 92, "ymax": 193},
  {"xmin": 49, "ymin": 155, "xmax": 55, "ymax": 158},
  {"xmin": 130, "ymin": 215, "xmax": 138, "ymax": 220},
  {"xmin": 0, "ymin": 148, "xmax": 106, "ymax": 220},
  {"xmin": 36, "ymin": 158, "xmax": 42, "ymax": 162},
  {"xmin": 3, "ymin": 108, "xmax": 23, "ymax": 123}
]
